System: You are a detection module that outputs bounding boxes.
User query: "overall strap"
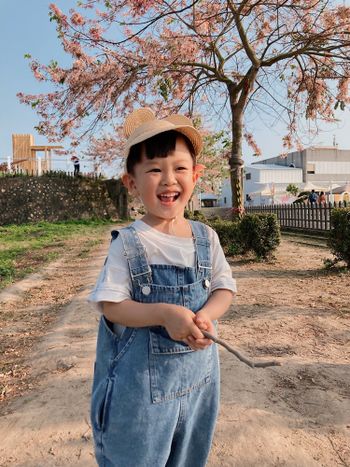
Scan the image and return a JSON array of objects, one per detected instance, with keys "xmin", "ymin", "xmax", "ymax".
[
  {"xmin": 189, "ymin": 220, "xmax": 212, "ymax": 277},
  {"xmin": 118, "ymin": 226, "xmax": 152, "ymax": 286}
]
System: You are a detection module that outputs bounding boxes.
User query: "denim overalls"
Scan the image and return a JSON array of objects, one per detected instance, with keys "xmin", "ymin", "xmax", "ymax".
[{"xmin": 91, "ymin": 221, "xmax": 220, "ymax": 467}]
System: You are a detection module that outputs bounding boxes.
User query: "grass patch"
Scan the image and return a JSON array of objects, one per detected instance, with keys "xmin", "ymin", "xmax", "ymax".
[{"xmin": 0, "ymin": 220, "xmax": 116, "ymax": 289}]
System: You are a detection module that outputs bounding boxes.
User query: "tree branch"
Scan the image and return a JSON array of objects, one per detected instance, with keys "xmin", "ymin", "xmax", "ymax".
[{"xmin": 202, "ymin": 331, "xmax": 282, "ymax": 369}]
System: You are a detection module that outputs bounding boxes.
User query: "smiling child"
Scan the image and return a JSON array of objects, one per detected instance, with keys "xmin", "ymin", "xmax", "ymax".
[{"xmin": 89, "ymin": 108, "xmax": 237, "ymax": 466}]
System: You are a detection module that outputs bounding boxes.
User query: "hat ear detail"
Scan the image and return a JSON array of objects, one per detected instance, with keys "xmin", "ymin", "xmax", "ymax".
[
  {"xmin": 123, "ymin": 108, "xmax": 155, "ymax": 138},
  {"xmin": 164, "ymin": 114, "xmax": 194, "ymax": 126}
]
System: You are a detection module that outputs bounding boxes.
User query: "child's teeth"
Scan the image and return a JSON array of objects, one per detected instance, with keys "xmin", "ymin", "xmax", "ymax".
[{"xmin": 159, "ymin": 192, "xmax": 178, "ymax": 200}]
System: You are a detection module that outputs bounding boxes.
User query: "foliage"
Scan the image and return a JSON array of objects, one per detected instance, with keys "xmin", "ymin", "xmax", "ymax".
[
  {"xmin": 184, "ymin": 209, "xmax": 207, "ymax": 223},
  {"xmin": 83, "ymin": 134, "xmax": 125, "ymax": 176},
  {"xmin": 239, "ymin": 213, "xmax": 281, "ymax": 259},
  {"xmin": 197, "ymin": 130, "xmax": 230, "ymax": 195},
  {"xmin": 327, "ymin": 208, "xmax": 350, "ymax": 268},
  {"xmin": 208, "ymin": 219, "xmax": 242, "ymax": 257},
  {"xmin": 18, "ymin": 1, "xmax": 350, "ymax": 211},
  {"xmin": 292, "ymin": 190, "xmax": 310, "ymax": 204},
  {"xmin": 186, "ymin": 210, "xmax": 280, "ymax": 260},
  {"xmin": 0, "ymin": 220, "xmax": 112, "ymax": 288},
  {"xmin": 286, "ymin": 184, "xmax": 299, "ymax": 197}
]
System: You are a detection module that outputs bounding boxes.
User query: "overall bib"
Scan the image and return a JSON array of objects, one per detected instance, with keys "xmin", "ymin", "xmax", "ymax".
[{"xmin": 91, "ymin": 221, "xmax": 220, "ymax": 467}]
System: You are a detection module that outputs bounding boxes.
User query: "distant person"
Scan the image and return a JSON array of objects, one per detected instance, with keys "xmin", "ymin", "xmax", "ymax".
[
  {"xmin": 318, "ymin": 191, "xmax": 326, "ymax": 205},
  {"xmin": 71, "ymin": 156, "xmax": 80, "ymax": 176},
  {"xmin": 308, "ymin": 189, "xmax": 318, "ymax": 204}
]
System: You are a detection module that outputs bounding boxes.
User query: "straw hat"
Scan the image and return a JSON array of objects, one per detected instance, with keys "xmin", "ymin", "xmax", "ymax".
[{"xmin": 124, "ymin": 108, "xmax": 203, "ymax": 157}]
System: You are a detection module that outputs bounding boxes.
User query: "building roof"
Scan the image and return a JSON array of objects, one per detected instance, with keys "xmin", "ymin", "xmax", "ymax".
[
  {"xmin": 252, "ymin": 146, "xmax": 350, "ymax": 165},
  {"xmin": 200, "ymin": 193, "xmax": 218, "ymax": 200},
  {"xmin": 247, "ymin": 164, "xmax": 301, "ymax": 170}
]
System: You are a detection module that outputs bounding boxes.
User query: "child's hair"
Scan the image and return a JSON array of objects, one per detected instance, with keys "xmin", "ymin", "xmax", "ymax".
[{"xmin": 126, "ymin": 130, "xmax": 196, "ymax": 174}]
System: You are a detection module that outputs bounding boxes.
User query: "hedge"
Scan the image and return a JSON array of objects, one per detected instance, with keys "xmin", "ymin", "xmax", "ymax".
[
  {"xmin": 328, "ymin": 207, "xmax": 350, "ymax": 268},
  {"xmin": 186, "ymin": 211, "xmax": 280, "ymax": 260}
]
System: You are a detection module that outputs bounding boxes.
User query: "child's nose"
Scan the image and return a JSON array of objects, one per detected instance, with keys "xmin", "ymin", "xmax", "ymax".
[{"xmin": 161, "ymin": 170, "xmax": 176, "ymax": 185}]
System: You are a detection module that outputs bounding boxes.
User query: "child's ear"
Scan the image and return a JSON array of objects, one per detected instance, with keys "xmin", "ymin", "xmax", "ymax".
[
  {"xmin": 121, "ymin": 173, "xmax": 137, "ymax": 195},
  {"xmin": 193, "ymin": 164, "xmax": 205, "ymax": 183}
]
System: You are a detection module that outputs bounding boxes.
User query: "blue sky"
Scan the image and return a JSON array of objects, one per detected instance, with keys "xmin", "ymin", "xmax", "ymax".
[{"xmin": 1, "ymin": 1, "xmax": 350, "ymax": 175}]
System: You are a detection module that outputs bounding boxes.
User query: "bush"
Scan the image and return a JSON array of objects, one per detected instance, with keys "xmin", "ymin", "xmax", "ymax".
[
  {"xmin": 184, "ymin": 209, "xmax": 207, "ymax": 222},
  {"xmin": 208, "ymin": 219, "xmax": 242, "ymax": 256},
  {"xmin": 239, "ymin": 213, "xmax": 280, "ymax": 259},
  {"xmin": 186, "ymin": 210, "xmax": 280, "ymax": 260},
  {"xmin": 327, "ymin": 207, "xmax": 350, "ymax": 268}
]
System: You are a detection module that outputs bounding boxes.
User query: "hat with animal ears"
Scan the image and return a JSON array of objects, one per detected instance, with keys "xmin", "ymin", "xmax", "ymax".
[{"xmin": 123, "ymin": 108, "xmax": 203, "ymax": 157}]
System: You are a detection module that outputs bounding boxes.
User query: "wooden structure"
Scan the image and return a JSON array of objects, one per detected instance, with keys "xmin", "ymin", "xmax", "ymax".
[
  {"xmin": 12, "ymin": 134, "xmax": 63, "ymax": 174},
  {"xmin": 246, "ymin": 201, "xmax": 348, "ymax": 232}
]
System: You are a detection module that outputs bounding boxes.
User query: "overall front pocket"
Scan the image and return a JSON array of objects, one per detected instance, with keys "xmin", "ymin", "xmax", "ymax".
[
  {"xmin": 149, "ymin": 329, "xmax": 213, "ymax": 404},
  {"xmin": 91, "ymin": 377, "xmax": 114, "ymax": 432}
]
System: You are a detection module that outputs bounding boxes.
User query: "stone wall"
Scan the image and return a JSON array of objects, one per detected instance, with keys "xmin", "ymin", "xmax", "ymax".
[{"xmin": 0, "ymin": 175, "xmax": 128, "ymax": 225}]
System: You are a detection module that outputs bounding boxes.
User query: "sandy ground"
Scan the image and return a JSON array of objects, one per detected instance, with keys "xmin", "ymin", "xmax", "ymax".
[{"xmin": 0, "ymin": 229, "xmax": 349, "ymax": 467}]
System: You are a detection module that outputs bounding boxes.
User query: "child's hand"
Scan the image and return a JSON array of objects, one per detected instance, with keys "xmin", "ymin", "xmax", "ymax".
[
  {"xmin": 163, "ymin": 304, "xmax": 204, "ymax": 343},
  {"xmin": 185, "ymin": 311, "xmax": 215, "ymax": 351}
]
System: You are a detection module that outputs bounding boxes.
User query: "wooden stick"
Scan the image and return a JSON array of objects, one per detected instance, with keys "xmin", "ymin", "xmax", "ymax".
[{"xmin": 202, "ymin": 330, "xmax": 282, "ymax": 369}]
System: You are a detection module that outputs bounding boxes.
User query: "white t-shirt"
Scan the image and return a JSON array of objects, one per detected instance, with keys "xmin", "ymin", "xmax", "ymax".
[{"xmin": 89, "ymin": 220, "xmax": 236, "ymax": 309}]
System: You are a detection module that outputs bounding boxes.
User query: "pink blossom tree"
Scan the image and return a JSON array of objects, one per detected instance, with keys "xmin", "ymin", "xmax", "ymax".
[
  {"xmin": 18, "ymin": 1, "xmax": 350, "ymax": 211},
  {"xmin": 197, "ymin": 130, "xmax": 230, "ymax": 196}
]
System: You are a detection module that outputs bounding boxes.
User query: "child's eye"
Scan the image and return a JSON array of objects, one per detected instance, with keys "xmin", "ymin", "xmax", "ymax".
[
  {"xmin": 176, "ymin": 167, "xmax": 188, "ymax": 171},
  {"xmin": 147, "ymin": 168, "xmax": 161, "ymax": 173}
]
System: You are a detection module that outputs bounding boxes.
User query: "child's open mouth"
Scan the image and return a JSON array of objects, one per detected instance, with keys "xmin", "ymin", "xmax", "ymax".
[{"xmin": 157, "ymin": 192, "xmax": 180, "ymax": 203}]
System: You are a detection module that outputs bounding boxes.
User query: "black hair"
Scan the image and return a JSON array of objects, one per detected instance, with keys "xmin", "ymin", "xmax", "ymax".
[{"xmin": 126, "ymin": 130, "xmax": 195, "ymax": 174}]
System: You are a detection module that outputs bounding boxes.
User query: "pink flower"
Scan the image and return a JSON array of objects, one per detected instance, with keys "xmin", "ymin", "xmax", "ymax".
[
  {"xmin": 231, "ymin": 206, "xmax": 245, "ymax": 214},
  {"xmin": 71, "ymin": 12, "xmax": 85, "ymax": 26},
  {"xmin": 89, "ymin": 26, "xmax": 102, "ymax": 41}
]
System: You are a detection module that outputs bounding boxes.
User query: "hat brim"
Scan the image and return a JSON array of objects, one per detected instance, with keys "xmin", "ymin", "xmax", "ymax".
[{"xmin": 125, "ymin": 120, "xmax": 202, "ymax": 157}]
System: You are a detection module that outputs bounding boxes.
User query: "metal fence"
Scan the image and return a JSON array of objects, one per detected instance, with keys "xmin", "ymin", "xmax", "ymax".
[{"xmin": 245, "ymin": 202, "xmax": 349, "ymax": 232}]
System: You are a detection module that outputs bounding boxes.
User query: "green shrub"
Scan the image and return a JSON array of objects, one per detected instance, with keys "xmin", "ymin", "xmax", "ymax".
[
  {"xmin": 327, "ymin": 208, "xmax": 350, "ymax": 268},
  {"xmin": 184, "ymin": 209, "xmax": 207, "ymax": 222},
  {"xmin": 185, "ymin": 211, "xmax": 280, "ymax": 260},
  {"xmin": 208, "ymin": 219, "xmax": 242, "ymax": 256},
  {"xmin": 239, "ymin": 213, "xmax": 280, "ymax": 259}
]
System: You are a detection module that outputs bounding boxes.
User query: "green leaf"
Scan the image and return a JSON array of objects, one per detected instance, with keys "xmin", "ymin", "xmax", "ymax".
[
  {"xmin": 31, "ymin": 100, "xmax": 40, "ymax": 109},
  {"xmin": 49, "ymin": 60, "xmax": 59, "ymax": 70}
]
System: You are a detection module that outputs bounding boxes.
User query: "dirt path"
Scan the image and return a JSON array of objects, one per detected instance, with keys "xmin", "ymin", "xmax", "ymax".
[{"xmin": 0, "ymin": 233, "xmax": 349, "ymax": 466}]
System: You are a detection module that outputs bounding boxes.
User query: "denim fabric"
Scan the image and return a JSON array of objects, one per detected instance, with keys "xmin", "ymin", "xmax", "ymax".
[{"xmin": 91, "ymin": 221, "xmax": 220, "ymax": 467}]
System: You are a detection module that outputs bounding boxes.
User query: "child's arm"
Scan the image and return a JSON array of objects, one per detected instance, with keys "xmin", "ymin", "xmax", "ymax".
[
  {"xmin": 102, "ymin": 300, "xmax": 205, "ymax": 342},
  {"xmin": 186, "ymin": 289, "xmax": 234, "ymax": 350},
  {"xmin": 198, "ymin": 288, "xmax": 234, "ymax": 321}
]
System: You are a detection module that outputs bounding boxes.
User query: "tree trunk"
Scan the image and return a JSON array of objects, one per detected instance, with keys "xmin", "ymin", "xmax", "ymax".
[
  {"xmin": 227, "ymin": 68, "xmax": 258, "ymax": 216},
  {"xmin": 229, "ymin": 103, "xmax": 244, "ymax": 216}
]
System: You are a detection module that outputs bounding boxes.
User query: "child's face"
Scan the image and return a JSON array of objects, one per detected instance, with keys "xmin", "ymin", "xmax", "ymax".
[{"xmin": 125, "ymin": 137, "xmax": 197, "ymax": 222}]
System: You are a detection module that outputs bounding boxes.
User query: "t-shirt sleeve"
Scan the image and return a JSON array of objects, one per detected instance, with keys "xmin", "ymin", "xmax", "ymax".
[
  {"xmin": 88, "ymin": 235, "xmax": 132, "ymax": 312},
  {"xmin": 207, "ymin": 225, "xmax": 237, "ymax": 294}
]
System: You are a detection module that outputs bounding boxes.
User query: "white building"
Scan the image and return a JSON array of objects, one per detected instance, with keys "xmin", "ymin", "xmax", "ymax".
[
  {"xmin": 245, "ymin": 164, "xmax": 303, "ymax": 205},
  {"xmin": 255, "ymin": 146, "xmax": 350, "ymax": 185},
  {"xmin": 219, "ymin": 164, "xmax": 302, "ymax": 206},
  {"xmin": 218, "ymin": 146, "xmax": 350, "ymax": 206}
]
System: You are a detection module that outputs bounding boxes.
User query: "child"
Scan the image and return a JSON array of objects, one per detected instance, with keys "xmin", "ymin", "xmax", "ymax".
[{"xmin": 88, "ymin": 108, "xmax": 237, "ymax": 467}]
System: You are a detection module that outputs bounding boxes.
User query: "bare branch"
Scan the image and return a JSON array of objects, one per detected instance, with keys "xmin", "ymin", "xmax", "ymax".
[{"xmin": 202, "ymin": 331, "xmax": 282, "ymax": 369}]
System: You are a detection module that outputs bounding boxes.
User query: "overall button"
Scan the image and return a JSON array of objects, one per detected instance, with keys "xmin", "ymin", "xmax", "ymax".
[
  {"xmin": 203, "ymin": 279, "xmax": 210, "ymax": 289},
  {"xmin": 141, "ymin": 285, "xmax": 151, "ymax": 296}
]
